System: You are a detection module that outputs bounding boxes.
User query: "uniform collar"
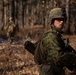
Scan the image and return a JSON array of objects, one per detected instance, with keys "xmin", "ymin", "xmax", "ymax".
[{"xmin": 51, "ymin": 24, "xmax": 64, "ymax": 34}]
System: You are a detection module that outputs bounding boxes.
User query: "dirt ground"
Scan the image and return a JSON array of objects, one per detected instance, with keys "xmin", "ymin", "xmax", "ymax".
[{"xmin": 0, "ymin": 35, "xmax": 76, "ymax": 75}]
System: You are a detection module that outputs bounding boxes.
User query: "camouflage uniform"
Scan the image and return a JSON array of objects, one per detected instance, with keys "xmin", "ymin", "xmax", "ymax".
[
  {"xmin": 6, "ymin": 18, "xmax": 16, "ymax": 43},
  {"xmin": 34, "ymin": 8, "xmax": 76, "ymax": 75}
]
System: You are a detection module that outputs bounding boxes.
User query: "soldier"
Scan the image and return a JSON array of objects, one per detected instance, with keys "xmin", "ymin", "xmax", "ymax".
[
  {"xmin": 6, "ymin": 17, "xmax": 16, "ymax": 43},
  {"xmin": 34, "ymin": 8, "xmax": 76, "ymax": 75}
]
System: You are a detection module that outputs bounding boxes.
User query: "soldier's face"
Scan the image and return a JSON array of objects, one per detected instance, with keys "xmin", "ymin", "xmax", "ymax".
[{"xmin": 54, "ymin": 18, "xmax": 65, "ymax": 29}]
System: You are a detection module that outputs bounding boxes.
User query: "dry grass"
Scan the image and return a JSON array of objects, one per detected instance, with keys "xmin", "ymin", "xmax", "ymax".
[
  {"xmin": 0, "ymin": 26, "xmax": 76, "ymax": 75},
  {"xmin": 0, "ymin": 41, "xmax": 39, "ymax": 75}
]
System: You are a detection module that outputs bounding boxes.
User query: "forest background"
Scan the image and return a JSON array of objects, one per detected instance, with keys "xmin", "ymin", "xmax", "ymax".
[
  {"xmin": 0, "ymin": 0, "xmax": 76, "ymax": 40},
  {"xmin": 0, "ymin": 0, "xmax": 76, "ymax": 75}
]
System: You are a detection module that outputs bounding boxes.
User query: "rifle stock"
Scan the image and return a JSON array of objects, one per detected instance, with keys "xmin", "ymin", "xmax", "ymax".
[{"xmin": 66, "ymin": 45, "xmax": 76, "ymax": 54}]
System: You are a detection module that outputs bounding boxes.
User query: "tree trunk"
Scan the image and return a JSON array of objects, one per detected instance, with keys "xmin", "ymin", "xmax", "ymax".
[
  {"xmin": 11, "ymin": 0, "xmax": 15, "ymax": 22},
  {"xmin": 1, "ymin": 0, "xmax": 4, "ymax": 30},
  {"xmin": 65, "ymin": 0, "xmax": 71, "ymax": 34},
  {"xmin": 26, "ymin": 4, "xmax": 29, "ymax": 26},
  {"xmin": 22, "ymin": 0, "xmax": 25, "ymax": 27},
  {"xmin": 4, "ymin": 6, "xmax": 6, "ymax": 26}
]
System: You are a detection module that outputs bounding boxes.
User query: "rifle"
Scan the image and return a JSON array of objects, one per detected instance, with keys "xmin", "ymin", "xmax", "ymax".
[
  {"xmin": 24, "ymin": 38, "xmax": 76, "ymax": 55},
  {"xmin": 63, "ymin": 38, "xmax": 76, "ymax": 54},
  {"xmin": 64, "ymin": 45, "xmax": 76, "ymax": 54},
  {"xmin": 24, "ymin": 41, "xmax": 36, "ymax": 55}
]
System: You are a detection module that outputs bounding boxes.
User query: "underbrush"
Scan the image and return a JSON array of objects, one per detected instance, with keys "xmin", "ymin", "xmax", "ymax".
[
  {"xmin": 0, "ymin": 25, "xmax": 45, "ymax": 41},
  {"xmin": 0, "ymin": 26, "xmax": 76, "ymax": 75}
]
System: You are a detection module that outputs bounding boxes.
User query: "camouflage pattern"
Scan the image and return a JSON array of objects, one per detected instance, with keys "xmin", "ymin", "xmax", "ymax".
[
  {"xmin": 6, "ymin": 18, "xmax": 16, "ymax": 43},
  {"xmin": 34, "ymin": 25, "xmax": 65, "ymax": 75},
  {"xmin": 34, "ymin": 25, "xmax": 76, "ymax": 75},
  {"xmin": 49, "ymin": 8, "xmax": 67, "ymax": 24},
  {"xmin": 34, "ymin": 8, "xmax": 76, "ymax": 75}
]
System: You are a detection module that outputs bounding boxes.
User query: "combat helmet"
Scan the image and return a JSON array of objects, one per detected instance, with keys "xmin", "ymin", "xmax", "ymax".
[{"xmin": 49, "ymin": 7, "xmax": 67, "ymax": 24}]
